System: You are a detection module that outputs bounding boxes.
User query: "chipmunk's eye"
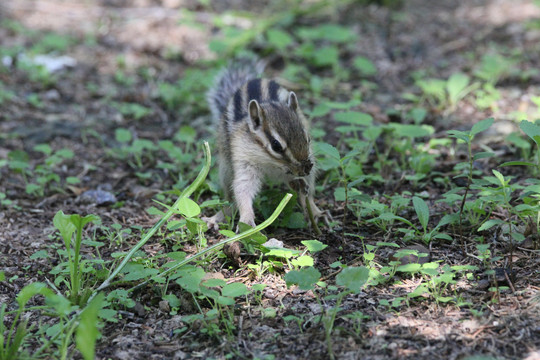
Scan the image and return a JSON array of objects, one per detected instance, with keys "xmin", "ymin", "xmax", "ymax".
[{"xmin": 270, "ymin": 138, "xmax": 283, "ymax": 153}]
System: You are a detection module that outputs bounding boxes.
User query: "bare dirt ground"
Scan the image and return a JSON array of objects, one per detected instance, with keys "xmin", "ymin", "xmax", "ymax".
[{"xmin": 1, "ymin": 0, "xmax": 540, "ymax": 359}]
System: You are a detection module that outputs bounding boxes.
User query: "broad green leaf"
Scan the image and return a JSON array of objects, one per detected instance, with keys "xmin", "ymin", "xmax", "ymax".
[
  {"xmin": 478, "ymin": 219, "xmax": 504, "ymax": 232},
  {"xmin": 216, "ymin": 296, "xmax": 235, "ymax": 306},
  {"xmin": 33, "ymin": 144, "xmax": 52, "ymax": 156},
  {"xmin": 491, "ymin": 169, "xmax": 506, "ymax": 186},
  {"xmin": 389, "ymin": 124, "xmax": 434, "ymax": 138},
  {"xmin": 336, "ymin": 266, "xmax": 369, "ymax": 293},
  {"xmin": 115, "ymin": 128, "xmax": 132, "ymax": 143},
  {"xmin": 353, "ymin": 56, "xmax": 377, "ymax": 76},
  {"xmin": 470, "ymin": 118, "xmax": 494, "ymax": 136},
  {"xmin": 284, "ymin": 266, "xmax": 321, "ymax": 290},
  {"xmin": 286, "ymin": 212, "xmax": 306, "ymax": 229},
  {"xmin": 334, "ymin": 111, "xmax": 373, "ymax": 126},
  {"xmin": 313, "ymin": 46, "xmax": 338, "ymax": 66},
  {"xmin": 266, "ymin": 29, "xmax": 293, "ymax": 49},
  {"xmin": 123, "ymin": 267, "xmax": 159, "ymax": 281},
  {"xmin": 222, "ymin": 282, "xmax": 249, "ymax": 298},
  {"xmin": 412, "ymin": 196, "xmax": 430, "ymax": 231},
  {"xmin": 56, "ymin": 148, "xmax": 74, "ymax": 159},
  {"xmin": 316, "ymin": 143, "xmax": 341, "ymax": 159},
  {"xmin": 76, "ymin": 293, "xmax": 104, "ymax": 360},
  {"xmin": 17, "ymin": 282, "xmax": 51, "ymax": 308},
  {"xmin": 447, "ymin": 130, "xmax": 470, "ymax": 143},
  {"xmin": 409, "ymin": 108, "xmax": 427, "ymax": 124},
  {"xmin": 202, "ymin": 278, "xmax": 226, "ymax": 288},
  {"xmin": 301, "ymin": 240, "xmax": 328, "ymax": 253},
  {"xmin": 446, "ymin": 72, "xmax": 470, "ymax": 104},
  {"xmin": 163, "ymin": 294, "xmax": 181, "ymax": 308},
  {"xmin": 363, "ymin": 126, "xmax": 382, "ymax": 141},
  {"xmin": 473, "ymin": 152, "xmax": 494, "ymax": 161},
  {"xmin": 397, "ymin": 263, "xmax": 422, "ymax": 273},
  {"xmin": 53, "ymin": 211, "xmax": 76, "ymax": 249},
  {"xmin": 176, "ymin": 197, "xmax": 200, "ymax": 218},
  {"xmin": 291, "ymin": 255, "xmax": 314, "ymax": 268},
  {"xmin": 520, "ymin": 120, "xmax": 540, "ymax": 146},
  {"xmin": 175, "ymin": 267, "xmax": 205, "ymax": 293}
]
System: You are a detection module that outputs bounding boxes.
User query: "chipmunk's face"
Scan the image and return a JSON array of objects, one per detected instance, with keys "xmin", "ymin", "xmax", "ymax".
[{"xmin": 246, "ymin": 92, "xmax": 313, "ymax": 177}]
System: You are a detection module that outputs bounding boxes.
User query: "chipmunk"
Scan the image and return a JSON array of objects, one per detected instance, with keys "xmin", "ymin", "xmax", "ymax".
[{"xmin": 204, "ymin": 58, "xmax": 326, "ymax": 231}]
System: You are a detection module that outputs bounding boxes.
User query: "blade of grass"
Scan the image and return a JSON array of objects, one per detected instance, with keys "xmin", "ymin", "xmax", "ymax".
[
  {"xmin": 95, "ymin": 141, "xmax": 211, "ymax": 293},
  {"xmin": 129, "ymin": 192, "xmax": 293, "ymax": 292}
]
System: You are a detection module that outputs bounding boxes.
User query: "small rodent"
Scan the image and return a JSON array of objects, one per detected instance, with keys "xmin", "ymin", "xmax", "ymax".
[{"xmin": 204, "ymin": 58, "xmax": 326, "ymax": 230}]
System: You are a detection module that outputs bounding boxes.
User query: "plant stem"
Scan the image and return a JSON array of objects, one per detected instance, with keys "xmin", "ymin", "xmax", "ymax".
[{"xmin": 457, "ymin": 138, "xmax": 473, "ymax": 253}]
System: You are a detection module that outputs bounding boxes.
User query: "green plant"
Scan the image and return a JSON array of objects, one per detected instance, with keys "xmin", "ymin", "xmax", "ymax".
[
  {"xmin": 53, "ymin": 211, "xmax": 101, "ymax": 305},
  {"xmin": 285, "ymin": 266, "xmax": 370, "ymax": 360},
  {"xmin": 447, "ymin": 117, "xmax": 494, "ymax": 249},
  {"xmin": 110, "ymin": 101, "xmax": 152, "ymax": 120},
  {"xmin": 415, "ymin": 72, "xmax": 477, "ymax": 112},
  {"xmin": 0, "ymin": 282, "xmax": 104, "ymax": 360}
]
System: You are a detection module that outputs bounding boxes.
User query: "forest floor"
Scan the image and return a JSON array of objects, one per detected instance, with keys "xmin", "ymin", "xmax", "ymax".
[{"xmin": 1, "ymin": 0, "xmax": 540, "ymax": 359}]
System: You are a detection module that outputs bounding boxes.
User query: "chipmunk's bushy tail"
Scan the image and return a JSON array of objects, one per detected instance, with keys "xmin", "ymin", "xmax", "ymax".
[{"xmin": 207, "ymin": 57, "xmax": 265, "ymax": 122}]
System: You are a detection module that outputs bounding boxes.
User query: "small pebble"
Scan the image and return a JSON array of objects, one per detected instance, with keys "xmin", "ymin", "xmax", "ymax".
[{"xmin": 78, "ymin": 189, "xmax": 117, "ymax": 206}]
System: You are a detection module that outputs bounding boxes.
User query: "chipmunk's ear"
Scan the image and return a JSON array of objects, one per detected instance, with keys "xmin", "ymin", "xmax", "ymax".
[
  {"xmin": 287, "ymin": 92, "xmax": 298, "ymax": 111},
  {"xmin": 247, "ymin": 100, "xmax": 263, "ymax": 130}
]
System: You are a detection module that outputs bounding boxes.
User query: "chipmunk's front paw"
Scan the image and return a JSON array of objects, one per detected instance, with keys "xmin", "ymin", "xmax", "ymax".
[{"xmin": 310, "ymin": 203, "xmax": 333, "ymax": 227}]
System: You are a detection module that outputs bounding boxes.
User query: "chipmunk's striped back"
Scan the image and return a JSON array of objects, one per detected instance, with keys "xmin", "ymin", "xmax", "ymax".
[{"xmin": 225, "ymin": 78, "xmax": 289, "ymax": 124}]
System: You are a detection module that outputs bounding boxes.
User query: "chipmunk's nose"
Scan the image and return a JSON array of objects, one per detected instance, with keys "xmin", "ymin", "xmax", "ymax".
[{"xmin": 301, "ymin": 160, "xmax": 313, "ymax": 176}]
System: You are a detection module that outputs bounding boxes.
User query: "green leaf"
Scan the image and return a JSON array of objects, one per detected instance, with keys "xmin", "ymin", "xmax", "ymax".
[
  {"xmin": 315, "ymin": 142, "xmax": 341, "ymax": 170},
  {"xmin": 222, "ymin": 282, "xmax": 249, "ymax": 298},
  {"xmin": 163, "ymin": 294, "xmax": 181, "ymax": 308},
  {"xmin": 284, "ymin": 266, "xmax": 321, "ymax": 290},
  {"xmin": 334, "ymin": 111, "xmax": 373, "ymax": 125},
  {"xmin": 375, "ymin": 213, "xmax": 414, "ymax": 227},
  {"xmin": 202, "ymin": 278, "xmax": 226, "ymax": 288},
  {"xmin": 478, "ymin": 219, "xmax": 504, "ymax": 232},
  {"xmin": 216, "ymin": 296, "xmax": 235, "ymax": 306},
  {"xmin": 76, "ymin": 293, "xmax": 104, "ymax": 360},
  {"xmin": 446, "ymin": 72, "xmax": 470, "ymax": 105},
  {"xmin": 266, "ymin": 29, "xmax": 293, "ymax": 50},
  {"xmin": 499, "ymin": 161, "xmax": 536, "ymax": 167},
  {"xmin": 470, "ymin": 118, "xmax": 494, "ymax": 136},
  {"xmin": 447, "ymin": 130, "xmax": 470, "ymax": 143},
  {"xmin": 123, "ymin": 267, "xmax": 159, "ymax": 281},
  {"xmin": 313, "ymin": 46, "xmax": 339, "ymax": 66},
  {"xmin": 291, "ymin": 255, "xmax": 314, "ymax": 268},
  {"xmin": 389, "ymin": 124, "xmax": 434, "ymax": 138},
  {"xmin": 33, "ymin": 143, "xmax": 52, "ymax": 156},
  {"xmin": 286, "ymin": 212, "xmax": 306, "ymax": 229},
  {"xmin": 336, "ymin": 266, "xmax": 369, "ymax": 293},
  {"xmin": 115, "ymin": 128, "xmax": 132, "ymax": 143},
  {"xmin": 412, "ymin": 196, "xmax": 430, "ymax": 231},
  {"xmin": 520, "ymin": 120, "xmax": 540, "ymax": 146},
  {"xmin": 175, "ymin": 267, "xmax": 205, "ymax": 293},
  {"xmin": 17, "ymin": 282, "xmax": 51, "ymax": 308},
  {"xmin": 53, "ymin": 211, "xmax": 76, "ymax": 249},
  {"xmin": 301, "ymin": 240, "xmax": 328, "ymax": 253},
  {"xmin": 396, "ymin": 263, "xmax": 422, "ymax": 273},
  {"xmin": 491, "ymin": 169, "xmax": 506, "ymax": 186},
  {"xmin": 353, "ymin": 56, "xmax": 377, "ymax": 76},
  {"xmin": 473, "ymin": 152, "xmax": 494, "ymax": 161},
  {"xmin": 176, "ymin": 197, "xmax": 200, "ymax": 218}
]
